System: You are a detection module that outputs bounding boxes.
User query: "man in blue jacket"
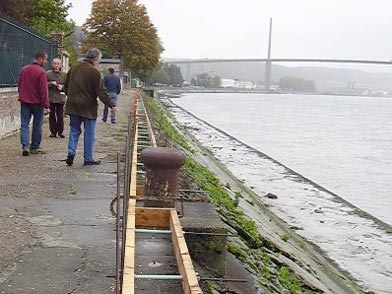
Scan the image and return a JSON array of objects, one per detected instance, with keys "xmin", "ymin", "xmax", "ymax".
[{"xmin": 102, "ymin": 68, "xmax": 121, "ymax": 124}]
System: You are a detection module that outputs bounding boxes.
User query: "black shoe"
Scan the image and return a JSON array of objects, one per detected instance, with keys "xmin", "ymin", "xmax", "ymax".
[
  {"xmin": 22, "ymin": 147, "xmax": 29, "ymax": 156},
  {"xmin": 66, "ymin": 154, "xmax": 75, "ymax": 166},
  {"xmin": 49, "ymin": 133, "xmax": 56, "ymax": 138},
  {"xmin": 83, "ymin": 160, "xmax": 101, "ymax": 166},
  {"xmin": 59, "ymin": 134, "xmax": 65, "ymax": 138}
]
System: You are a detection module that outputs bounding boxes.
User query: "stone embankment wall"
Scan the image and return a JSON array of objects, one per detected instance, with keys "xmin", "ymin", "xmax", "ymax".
[{"xmin": 0, "ymin": 90, "xmax": 20, "ymax": 138}]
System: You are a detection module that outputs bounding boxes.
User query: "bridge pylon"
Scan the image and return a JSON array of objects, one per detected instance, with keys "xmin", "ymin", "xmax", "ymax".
[{"xmin": 265, "ymin": 18, "xmax": 272, "ymax": 91}]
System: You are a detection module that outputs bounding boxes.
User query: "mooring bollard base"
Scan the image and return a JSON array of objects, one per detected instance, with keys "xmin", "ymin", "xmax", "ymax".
[{"xmin": 140, "ymin": 147, "xmax": 186, "ymax": 208}]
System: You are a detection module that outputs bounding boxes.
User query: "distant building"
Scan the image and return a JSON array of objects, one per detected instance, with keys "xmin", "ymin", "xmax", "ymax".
[
  {"xmin": 335, "ymin": 87, "xmax": 372, "ymax": 96},
  {"xmin": 220, "ymin": 78, "xmax": 235, "ymax": 88},
  {"xmin": 220, "ymin": 78, "xmax": 256, "ymax": 89},
  {"xmin": 234, "ymin": 79, "xmax": 256, "ymax": 89},
  {"xmin": 62, "ymin": 50, "xmax": 70, "ymax": 72}
]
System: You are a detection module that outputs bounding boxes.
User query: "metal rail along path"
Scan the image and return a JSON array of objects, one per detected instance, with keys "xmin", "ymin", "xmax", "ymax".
[{"xmin": 113, "ymin": 90, "xmax": 202, "ymax": 294}]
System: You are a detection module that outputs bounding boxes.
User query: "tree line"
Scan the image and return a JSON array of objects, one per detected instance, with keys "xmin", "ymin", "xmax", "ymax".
[{"xmin": 0, "ymin": 0, "xmax": 169, "ymax": 81}]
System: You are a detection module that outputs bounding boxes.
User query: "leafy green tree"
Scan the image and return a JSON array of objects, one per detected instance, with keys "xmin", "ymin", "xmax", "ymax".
[
  {"xmin": 148, "ymin": 66, "xmax": 169, "ymax": 85},
  {"xmin": 147, "ymin": 63, "xmax": 184, "ymax": 86},
  {"xmin": 82, "ymin": 0, "xmax": 161, "ymax": 77},
  {"xmin": 166, "ymin": 64, "xmax": 184, "ymax": 86},
  {"xmin": 195, "ymin": 73, "xmax": 210, "ymax": 88},
  {"xmin": 0, "ymin": 0, "xmax": 76, "ymax": 63},
  {"xmin": 0, "ymin": 0, "xmax": 73, "ymax": 36},
  {"xmin": 0, "ymin": 0, "xmax": 31, "ymax": 24},
  {"xmin": 195, "ymin": 72, "xmax": 221, "ymax": 88},
  {"xmin": 279, "ymin": 76, "xmax": 316, "ymax": 92}
]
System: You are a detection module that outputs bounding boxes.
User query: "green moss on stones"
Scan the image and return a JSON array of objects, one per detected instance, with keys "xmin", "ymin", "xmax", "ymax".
[{"xmin": 143, "ymin": 92, "xmax": 317, "ymax": 294}]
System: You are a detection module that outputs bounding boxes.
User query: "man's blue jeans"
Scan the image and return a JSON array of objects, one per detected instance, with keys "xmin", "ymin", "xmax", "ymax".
[
  {"xmin": 67, "ymin": 114, "xmax": 96, "ymax": 162},
  {"xmin": 102, "ymin": 93, "xmax": 117, "ymax": 123},
  {"xmin": 20, "ymin": 103, "xmax": 44, "ymax": 149}
]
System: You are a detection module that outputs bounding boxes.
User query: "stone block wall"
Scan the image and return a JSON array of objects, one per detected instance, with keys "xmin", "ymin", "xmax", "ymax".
[{"xmin": 0, "ymin": 91, "xmax": 20, "ymax": 138}]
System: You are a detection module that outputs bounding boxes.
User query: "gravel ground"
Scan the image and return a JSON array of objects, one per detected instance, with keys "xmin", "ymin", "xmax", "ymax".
[{"xmin": 0, "ymin": 91, "xmax": 131, "ymax": 293}]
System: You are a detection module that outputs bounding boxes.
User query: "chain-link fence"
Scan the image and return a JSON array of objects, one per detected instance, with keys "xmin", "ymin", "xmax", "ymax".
[{"xmin": 0, "ymin": 13, "xmax": 56, "ymax": 87}]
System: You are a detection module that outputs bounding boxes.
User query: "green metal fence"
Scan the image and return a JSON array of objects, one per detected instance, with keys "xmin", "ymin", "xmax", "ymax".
[{"xmin": 0, "ymin": 13, "xmax": 55, "ymax": 87}]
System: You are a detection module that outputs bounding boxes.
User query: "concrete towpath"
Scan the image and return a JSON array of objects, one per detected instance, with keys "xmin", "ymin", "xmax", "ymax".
[{"xmin": 0, "ymin": 90, "xmax": 133, "ymax": 294}]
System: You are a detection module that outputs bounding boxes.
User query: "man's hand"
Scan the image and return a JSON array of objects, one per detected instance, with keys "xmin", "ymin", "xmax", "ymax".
[
  {"xmin": 44, "ymin": 108, "xmax": 50, "ymax": 115},
  {"xmin": 111, "ymin": 106, "xmax": 118, "ymax": 114}
]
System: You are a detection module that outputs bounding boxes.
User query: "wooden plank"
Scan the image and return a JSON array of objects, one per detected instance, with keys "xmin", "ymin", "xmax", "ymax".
[
  {"xmin": 170, "ymin": 210, "xmax": 203, "ymax": 294},
  {"xmin": 135, "ymin": 207, "xmax": 171, "ymax": 228},
  {"xmin": 136, "ymin": 185, "xmax": 145, "ymax": 197},
  {"xmin": 122, "ymin": 199, "xmax": 136, "ymax": 294},
  {"xmin": 129, "ymin": 128, "xmax": 138, "ymax": 198},
  {"xmin": 140, "ymin": 98, "xmax": 157, "ymax": 147}
]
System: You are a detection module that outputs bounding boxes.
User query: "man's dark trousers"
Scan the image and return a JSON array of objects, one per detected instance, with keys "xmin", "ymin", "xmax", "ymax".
[{"xmin": 49, "ymin": 102, "xmax": 64, "ymax": 136}]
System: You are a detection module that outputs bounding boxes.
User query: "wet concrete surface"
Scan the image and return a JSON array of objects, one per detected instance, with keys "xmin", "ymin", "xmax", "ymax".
[
  {"xmin": 135, "ymin": 234, "xmax": 182, "ymax": 293},
  {"xmin": 0, "ymin": 91, "xmax": 132, "ymax": 293}
]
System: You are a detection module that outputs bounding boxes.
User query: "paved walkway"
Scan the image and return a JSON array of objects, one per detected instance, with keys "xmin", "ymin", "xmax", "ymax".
[{"xmin": 0, "ymin": 90, "xmax": 133, "ymax": 294}]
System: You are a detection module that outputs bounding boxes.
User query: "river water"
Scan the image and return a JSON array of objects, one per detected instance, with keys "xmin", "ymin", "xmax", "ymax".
[{"xmin": 164, "ymin": 92, "xmax": 392, "ymax": 293}]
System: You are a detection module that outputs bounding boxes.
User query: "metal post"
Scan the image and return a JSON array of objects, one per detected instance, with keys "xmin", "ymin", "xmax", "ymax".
[
  {"xmin": 186, "ymin": 62, "xmax": 191, "ymax": 82},
  {"xmin": 116, "ymin": 152, "xmax": 121, "ymax": 294},
  {"xmin": 134, "ymin": 274, "xmax": 183, "ymax": 280},
  {"xmin": 121, "ymin": 109, "xmax": 135, "ymax": 284}
]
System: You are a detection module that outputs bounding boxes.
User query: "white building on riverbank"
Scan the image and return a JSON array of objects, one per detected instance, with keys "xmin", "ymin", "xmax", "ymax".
[{"xmin": 220, "ymin": 78, "xmax": 256, "ymax": 89}]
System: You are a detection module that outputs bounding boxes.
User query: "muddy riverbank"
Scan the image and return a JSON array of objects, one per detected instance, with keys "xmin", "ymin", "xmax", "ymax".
[{"xmin": 143, "ymin": 92, "xmax": 365, "ymax": 294}]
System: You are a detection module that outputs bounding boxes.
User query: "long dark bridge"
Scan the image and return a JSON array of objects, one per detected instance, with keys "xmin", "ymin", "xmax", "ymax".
[
  {"xmin": 165, "ymin": 19, "xmax": 392, "ymax": 90},
  {"xmin": 166, "ymin": 58, "xmax": 392, "ymax": 90},
  {"xmin": 168, "ymin": 58, "xmax": 392, "ymax": 65}
]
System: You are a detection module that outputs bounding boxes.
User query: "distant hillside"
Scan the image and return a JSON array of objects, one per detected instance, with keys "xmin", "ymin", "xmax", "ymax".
[{"xmin": 166, "ymin": 60, "xmax": 392, "ymax": 92}]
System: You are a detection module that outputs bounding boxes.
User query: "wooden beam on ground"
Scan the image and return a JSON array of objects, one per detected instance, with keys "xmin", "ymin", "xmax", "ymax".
[
  {"xmin": 122, "ymin": 103, "xmax": 139, "ymax": 294},
  {"xmin": 135, "ymin": 207, "xmax": 171, "ymax": 228},
  {"xmin": 140, "ymin": 98, "xmax": 157, "ymax": 147},
  {"xmin": 170, "ymin": 210, "xmax": 203, "ymax": 294},
  {"xmin": 129, "ymin": 128, "xmax": 138, "ymax": 198},
  {"xmin": 122, "ymin": 199, "xmax": 136, "ymax": 294},
  {"xmin": 136, "ymin": 185, "xmax": 145, "ymax": 197}
]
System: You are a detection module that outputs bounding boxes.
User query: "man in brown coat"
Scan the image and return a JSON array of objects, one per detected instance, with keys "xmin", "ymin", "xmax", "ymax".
[{"xmin": 64, "ymin": 48, "xmax": 117, "ymax": 166}]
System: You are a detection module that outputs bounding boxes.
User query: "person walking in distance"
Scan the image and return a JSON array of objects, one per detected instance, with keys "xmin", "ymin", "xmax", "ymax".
[
  {"xmin": 18, "ymin": 50, "xmax": 50, "ymax": 156},
  {"xmin": 47, "ymin": 58, "xmax": 67, "ymax": 138},
  {"xmin": 64, "ymin": 48, "xmax": 117, "ymax": 166},
  {"xmin": 102, "ymin": 68, "xmax": 121, "ymax": 124}
]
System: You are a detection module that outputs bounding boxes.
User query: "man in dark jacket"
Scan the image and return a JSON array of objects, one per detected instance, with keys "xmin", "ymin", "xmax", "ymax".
[
  {"xmin": 18, "ymin": 50, "xmax": 50, "ymax": 156},
  {"xmin": 102, "ymin": 68, "xmax": 121, "ymax": 123},
  {"xmin": 47, "ymin": 57, "xmax": 67, "ymax": 138},
  {"xmin": 64, "ymin": 48, "xmax": 117, "ymax": 166}
]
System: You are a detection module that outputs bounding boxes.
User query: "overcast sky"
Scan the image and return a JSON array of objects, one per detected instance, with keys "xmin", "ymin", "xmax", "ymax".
[{"xmin": 66, "ymin": 0, "xmax": 392, "ymax": 70}]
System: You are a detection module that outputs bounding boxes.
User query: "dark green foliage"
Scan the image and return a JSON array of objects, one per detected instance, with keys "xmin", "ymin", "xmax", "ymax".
[
  {"xmin": 279, "ymin": 76, "xmax": 316, "ymax": 92},
  {"xmin": 83, "ymin": 0, "xmax": 161, "ymax": 76},
  {"xmin": 145, "ymin": 95, "xmax": 192, "ymax": 151},
  {"xmin": 0, "ymin": 0, "xmax": 76, "ymax": 63},
  {"xmin": 278, "ymin": 266, "xmax": 302, "ymax": 294},
  {"xmin": 148, "ymin": 63, "xmax": 184, "ymax": 86},
  {"xmin": 144, "ymin": 92, "xmax": 314, "ymax": 294},
  {"xmin": 0, "ymin": 0, "xmax": 74, "ymax": 36},
  {"xmin": 193, "ymin": 72, "xmax": 221, "ymax": 88}
]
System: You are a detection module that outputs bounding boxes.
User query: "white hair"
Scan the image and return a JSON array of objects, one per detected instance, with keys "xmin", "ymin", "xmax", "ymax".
[{"xmin": 86, "ymin": 48, "xmax": 102, "ymax": 62}]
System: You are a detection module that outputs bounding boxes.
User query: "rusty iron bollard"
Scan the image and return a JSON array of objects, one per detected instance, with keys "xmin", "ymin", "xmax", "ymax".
[{"xmin": 140, "ymin": 147, "xmax": 186, "ymax": 207}]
